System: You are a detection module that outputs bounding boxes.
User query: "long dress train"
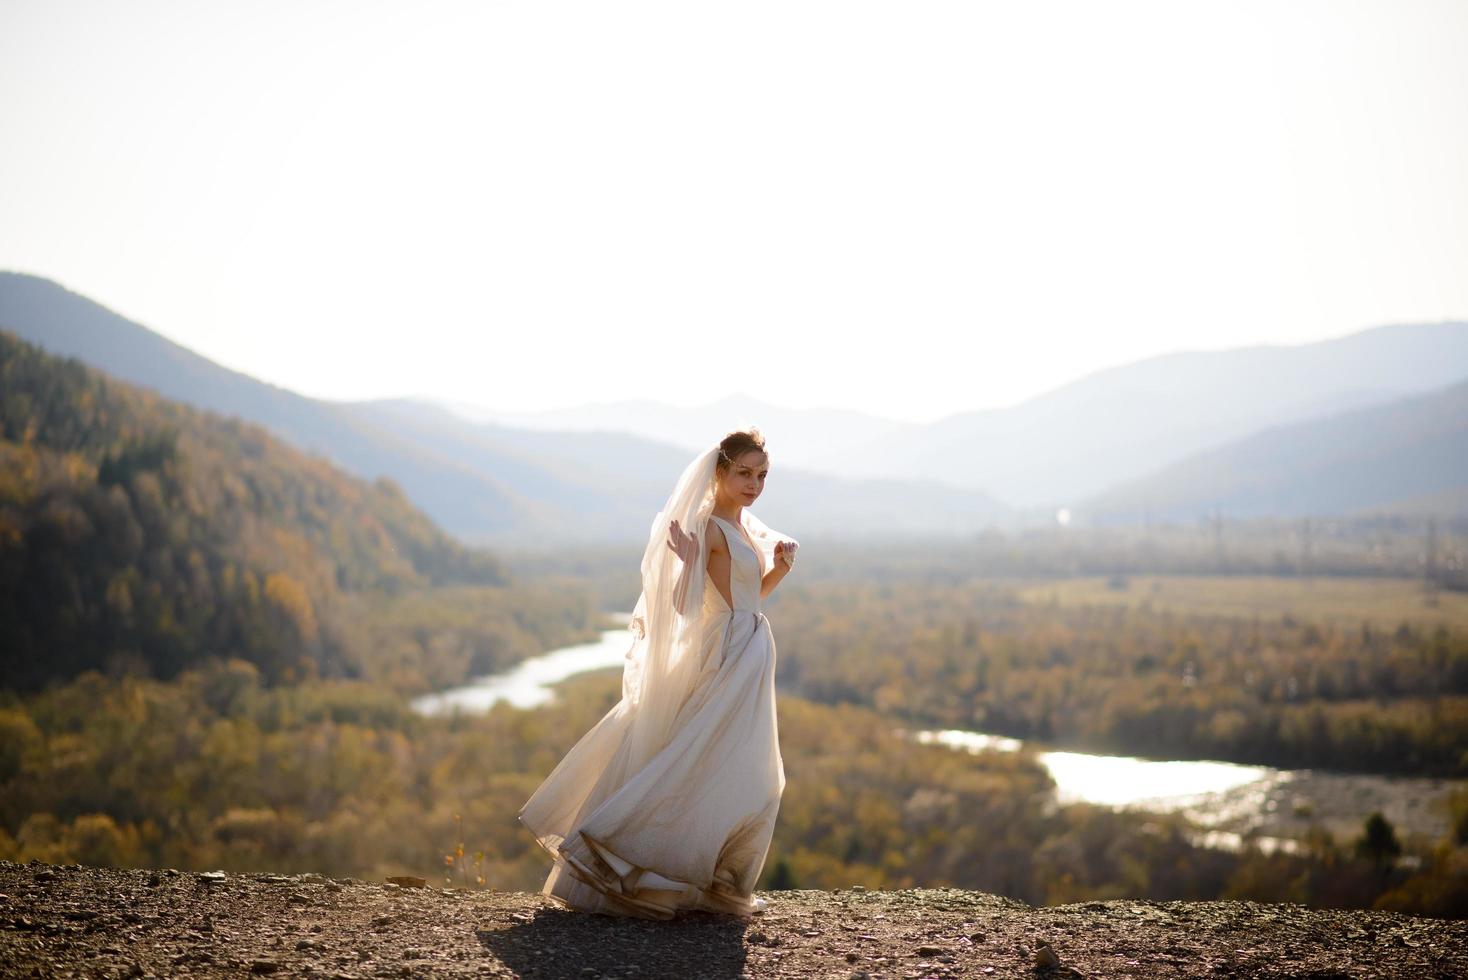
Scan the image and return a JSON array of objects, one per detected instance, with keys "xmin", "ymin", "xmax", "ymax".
[{"xmin": 518, "ymin": 511, "xmax": 785, "ymax": 919}]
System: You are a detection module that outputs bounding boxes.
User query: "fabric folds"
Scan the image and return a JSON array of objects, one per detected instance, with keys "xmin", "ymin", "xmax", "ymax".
[{"xmin": 518, "ymin": 447, "xmax": 795, "ymax": 919}]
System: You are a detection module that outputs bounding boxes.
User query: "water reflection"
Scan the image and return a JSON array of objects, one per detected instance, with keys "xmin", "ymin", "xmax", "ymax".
[
  {"xmin": 904, "ymin": 727, "xmax": 1307, "ymax": 853},
  {"xmin": 410, "ymin": 614, "xmax": 632, "ymax": 716},
  {"xmin": 904, "ymin": 727, "xmax": 1462, "ymax": 854},
  {"xmin": 910, "ymin": 729, "xmax": 1276, "ymax": 807}
]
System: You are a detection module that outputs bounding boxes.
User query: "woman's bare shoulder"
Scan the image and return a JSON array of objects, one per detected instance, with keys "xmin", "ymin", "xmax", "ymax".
[{"xmin": 705, "ymin": 518, "xmax": 729, "ymax": 553}]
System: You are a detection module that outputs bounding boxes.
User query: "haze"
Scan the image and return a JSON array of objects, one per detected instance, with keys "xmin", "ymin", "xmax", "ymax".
[{"xmin": 1, "ymin": 0, "xmax": 1465, "ymax": 423}]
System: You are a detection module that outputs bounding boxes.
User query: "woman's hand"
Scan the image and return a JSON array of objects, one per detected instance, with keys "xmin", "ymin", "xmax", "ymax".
[
  {"xmin": 775, "ymin": 540, "xmax": 798, "ymax": 570},
  {"xmin": 667, "ymin": 519, "xmax": 700, "ymax": 564}
]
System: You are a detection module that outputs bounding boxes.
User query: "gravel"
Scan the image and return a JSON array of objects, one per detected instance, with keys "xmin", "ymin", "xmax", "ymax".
[{"xmin": 2, "ymin": 859, "xmax": 1464, "ymax": 978}]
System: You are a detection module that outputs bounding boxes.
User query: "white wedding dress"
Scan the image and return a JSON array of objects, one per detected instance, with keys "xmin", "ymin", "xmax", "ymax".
[{"xmin": 519, "ymin": 511, "xmax": 785, "ymax": 920}]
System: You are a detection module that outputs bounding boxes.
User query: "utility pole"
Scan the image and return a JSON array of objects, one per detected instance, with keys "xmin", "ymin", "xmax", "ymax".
[
  {"xmin": 1425, "ymin": 515, "xmax": 1440, "ymax": 606},
  {"xmin": 1299, "ymin": 516, "xmax": 1313, "ymax": 578}
]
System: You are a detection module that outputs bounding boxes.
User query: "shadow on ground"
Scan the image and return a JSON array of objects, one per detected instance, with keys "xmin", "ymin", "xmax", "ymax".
[{"xmin": 476, "ymin": 906, "xmax": 751, "ymax": 979}]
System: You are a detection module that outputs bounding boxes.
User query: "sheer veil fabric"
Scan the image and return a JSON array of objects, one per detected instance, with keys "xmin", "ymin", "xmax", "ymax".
[{"xmin": 518, "ymin": 443, "xmax": 797, "ymax": 919}]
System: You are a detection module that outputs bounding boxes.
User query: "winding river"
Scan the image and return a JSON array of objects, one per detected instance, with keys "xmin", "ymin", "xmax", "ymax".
[{"xmin": 412, "ymin": 614, "xmax": 1462, "ymax": 851}]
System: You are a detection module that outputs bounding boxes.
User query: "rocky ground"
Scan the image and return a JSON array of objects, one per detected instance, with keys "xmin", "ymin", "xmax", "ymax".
[{"xmin": 1, "ymin": 860, "xmax": 1464, "ymax": 979}]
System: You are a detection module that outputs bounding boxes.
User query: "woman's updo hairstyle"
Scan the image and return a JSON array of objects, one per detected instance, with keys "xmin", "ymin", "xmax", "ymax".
[{"xmin": 716, "ymin": 427, "xmax": 767, "ymax": 476}]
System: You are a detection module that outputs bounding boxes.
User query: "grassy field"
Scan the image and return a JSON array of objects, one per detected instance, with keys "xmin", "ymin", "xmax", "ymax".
[{"xmin": 1014, "ymin": 574, "xmax": 1468, "ymax": 629}]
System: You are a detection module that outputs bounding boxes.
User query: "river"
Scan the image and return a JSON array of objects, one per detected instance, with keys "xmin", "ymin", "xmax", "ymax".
[
  {"xmin": 411, "ymin": 614, "xmax": 1462, "ymax": 852},
  {"xmin": 409, "ymin": 613, "xmax": 635, "ymax": 716}
]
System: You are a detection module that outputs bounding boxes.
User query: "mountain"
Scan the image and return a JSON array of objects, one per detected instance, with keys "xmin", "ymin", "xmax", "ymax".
[
  {"xmin": 11, "ymin": 270, "xmax": 1459, "ymax": 537},
  {"xmin": 448, "ymin": 392, "xmax": 918, "ymax": 468},
  {"xmin": 487, "ymin": 323, "xmax": 1468, "ymax": 511},
  {"xmin": 0, "ymin": 328, "xmax": 530, "ymax": 691},
  {"xmin": 0, "ymin": 272, "xmax": 1011, "ymax": 544},
  {"xmin": 818, "ymin": 323, "xmax": 1468, "ymax": 507},
  {"xmin": 0, "ymin": 272, "xmax": 553, "ymax": 539},
  {"xmin": 1077, "ymin": 377, "xmax": 1468, "ymax": 524}
]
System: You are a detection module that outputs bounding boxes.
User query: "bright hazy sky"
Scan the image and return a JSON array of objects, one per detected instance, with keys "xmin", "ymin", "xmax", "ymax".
[{"xmin": 2, "ymin": 1, "xmax": 1465, "ymax": 424}]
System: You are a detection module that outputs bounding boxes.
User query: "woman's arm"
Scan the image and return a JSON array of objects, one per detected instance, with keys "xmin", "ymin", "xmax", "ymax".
[
  {"xmin": 668, "ymin": 519, "xmax": 733, "ymax": 614},
  {"xmin": 759, "ymin": 548, "xmax": 794, "ymax": 600}
]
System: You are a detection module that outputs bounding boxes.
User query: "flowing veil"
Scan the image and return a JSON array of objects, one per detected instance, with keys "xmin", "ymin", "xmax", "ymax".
[
  {"xmin": 519, "ymin": 444, "xmax": 724, "ymax": 851},
  {"xmin": 621, "ymin": 443, "xmax": 721, "ymax": 772}
]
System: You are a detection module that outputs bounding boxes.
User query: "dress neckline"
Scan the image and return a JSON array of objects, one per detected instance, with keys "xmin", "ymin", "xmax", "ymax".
[{"xmin": 710, "ymin": 514, "xmax": 758, "ymax": 555}]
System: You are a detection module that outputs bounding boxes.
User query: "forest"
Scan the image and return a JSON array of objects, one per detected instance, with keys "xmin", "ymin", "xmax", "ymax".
[{"xmin": 769, "ymin": 580, "xmax": 1468, "ymax": 775}]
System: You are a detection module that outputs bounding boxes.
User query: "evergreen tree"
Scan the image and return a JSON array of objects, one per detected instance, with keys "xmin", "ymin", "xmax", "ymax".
[{"xmin": 1354, "ymin": 812, "xmax": 1402, "ymax": 867}]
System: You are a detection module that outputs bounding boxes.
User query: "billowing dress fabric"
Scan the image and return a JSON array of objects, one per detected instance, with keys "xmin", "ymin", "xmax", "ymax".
[{"xmin": 519, "ymin": 513, "xmax": 785, "ymax": 919}]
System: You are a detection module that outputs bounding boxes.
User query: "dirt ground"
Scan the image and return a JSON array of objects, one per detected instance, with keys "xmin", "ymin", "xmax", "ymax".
[{"xmin": 2, "ymin": 860, "xmax": 1464, "ymax": 979}]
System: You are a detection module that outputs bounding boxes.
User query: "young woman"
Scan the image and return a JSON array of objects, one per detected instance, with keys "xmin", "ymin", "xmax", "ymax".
[{"xmin": 519, "ymin": 428, "xmax": 799, "ymax": 919}]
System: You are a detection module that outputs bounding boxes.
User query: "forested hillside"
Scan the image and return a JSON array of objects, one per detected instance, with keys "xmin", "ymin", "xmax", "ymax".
[{"xmin": 0, "ymin": 330, "xmax": 597, "ymax": 693}]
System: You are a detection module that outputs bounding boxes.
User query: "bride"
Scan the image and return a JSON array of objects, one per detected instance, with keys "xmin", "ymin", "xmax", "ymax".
[{"xmin": 519, "ymin": 428, "xmax": 799, "ymax": 920}]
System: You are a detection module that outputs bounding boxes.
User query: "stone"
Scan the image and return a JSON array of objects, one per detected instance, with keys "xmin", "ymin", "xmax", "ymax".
[{"xmin": 385, "ymin": 876, "xmax": 425, "ymax": 889}]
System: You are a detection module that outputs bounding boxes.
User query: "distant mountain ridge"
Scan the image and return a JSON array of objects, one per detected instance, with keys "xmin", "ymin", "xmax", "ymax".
[
  {"xmin": 5, "ymin": 271, "xmax": 1465, "ymax": 536},
  {"xmin": 0, "ymin": 272, "xmax": 1010, "ymax": 544},
  {"xmin": 451, "ymin": 392, "xmax": 918, "ymax": 469},
  {"xmin": 1078, "ymin": 375, "xmax": 1468, "ymax": 524},
  {"xmin": 0, "ymin": 272, "xmax": 546, "ymax": 538},
  {"xmin": 457, "ymin": 322, "xmax": 1468, "ymax": 511},
  {"xmin": 825, "ymin": 324, "xmax": 1468, "ymax": 506}
]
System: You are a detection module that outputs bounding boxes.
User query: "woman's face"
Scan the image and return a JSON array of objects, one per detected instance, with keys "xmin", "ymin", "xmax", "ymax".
[{"xmin": 719, "ymin": 450, "xmax": 769, "ymax": 507}]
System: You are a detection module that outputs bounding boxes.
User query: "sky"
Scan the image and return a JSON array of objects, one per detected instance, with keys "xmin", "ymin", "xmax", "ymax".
[{"xmin": 2, "ymin": 0, "xmax": 1465, "ymax": 425}]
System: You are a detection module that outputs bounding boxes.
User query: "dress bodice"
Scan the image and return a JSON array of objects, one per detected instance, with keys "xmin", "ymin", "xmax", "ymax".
[{"xmin": 706, "ymin": 514, "xmax": 764, "ymax": 614}]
